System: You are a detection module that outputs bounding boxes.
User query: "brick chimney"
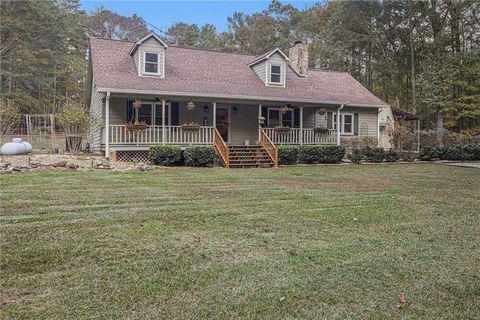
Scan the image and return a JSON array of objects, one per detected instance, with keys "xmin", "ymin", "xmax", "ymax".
[{"xmin": 289, "ymin": 40, "xmax": 309, "ymax": 77}]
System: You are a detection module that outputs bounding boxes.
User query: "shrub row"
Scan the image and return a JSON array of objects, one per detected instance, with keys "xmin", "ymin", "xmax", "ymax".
[
  {"xmin": 348, "ymin": 146, "xmax": 417, "ymax": 163},
  {"xmin": 418, "ymin": 145, "xmax": 480, "ymax": 161},
  {"xmin": 278, "ymin": 145, "xmax": 346, "ymax": 165},
  {"xmin": 149, "ymin": 145, "xmax": 216, "ymax": 167}
]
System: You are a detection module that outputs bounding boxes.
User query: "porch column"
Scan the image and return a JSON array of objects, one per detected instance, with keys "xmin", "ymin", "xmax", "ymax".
[
  {"xmin": 337, "ymin": 104, "xmax": 344, "ymax": 145},
  {"xmin": 213, "ymin": 101, "xmax": 217, "ymax": 127},
  {"xmin": 105, "ymin": 92, "xmax": 110, "ymax": 159},
  {"xmin": 162, "ymin": 99, "xmax": 166, "ymax": 145},
  {"xmin": 258, "ymin": 104, "xmax": 262, "ymax": 142},
  {"xmin": 299, "ymin": 106, "xmax": 303, "ymax": 145}
]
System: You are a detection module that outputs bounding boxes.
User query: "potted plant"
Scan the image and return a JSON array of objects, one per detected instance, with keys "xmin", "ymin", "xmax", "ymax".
[
  {"xmin": 280, "ymin": 105, "xmax": 289, "ymax": 114},
  {"xmin": 133, "ymin": 99, "xmax": 142, "ymax": 110},
  {"xmin": 318, "ymin": 108, "xmax": 327, "ymax": 115},
  {"xmin": 125, "ymin": 121, "xmax": 148, "ymax": 132},
  {"xmin": 274, "ymin": 126, "xmax": 291, "ymax": 132},
  {"xmin": 181, "ymin": 122, "xmax": 201, "ymax": 130}
]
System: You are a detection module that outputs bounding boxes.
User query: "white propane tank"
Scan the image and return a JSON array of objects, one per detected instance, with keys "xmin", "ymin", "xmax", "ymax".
[{"xmin": 0, "ymin": 138, "xmax": 33, "ymax": 155}]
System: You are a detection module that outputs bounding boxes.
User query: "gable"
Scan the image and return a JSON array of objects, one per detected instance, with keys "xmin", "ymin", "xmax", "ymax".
[{"xmin": 251, "ymin": 52, "xmax": 287, "ymax": 87}]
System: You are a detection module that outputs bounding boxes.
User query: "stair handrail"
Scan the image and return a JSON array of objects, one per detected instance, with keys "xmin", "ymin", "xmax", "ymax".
[
  {"xmin": 259, "ymin": 128, "xmax": 278, "ymax": 167},
  {"xmin": 214, "ymin": 128, "xmax": 229, "ymax": 168}
]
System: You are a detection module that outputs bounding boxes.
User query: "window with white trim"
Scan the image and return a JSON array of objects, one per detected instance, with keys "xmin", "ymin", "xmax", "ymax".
[
  {"xmin": 270, "ymin": 65, "xmax": 281, "ymax": 83},
  {"xmin": 144, "ymin": 52, "xmax": 159, "ymax": 74},
  {"xmin": 268, "ymin": 108, "xmax": 294, "ymax": 127},
  {"xmin": 328, "ymin": 112, "xmax": 354, "ymax": 134}
]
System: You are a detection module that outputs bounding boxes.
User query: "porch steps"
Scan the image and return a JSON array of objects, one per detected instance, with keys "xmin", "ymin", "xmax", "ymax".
[{"xmin": 227, "ymin": 145, "xmax": 275, "ymax": 168}]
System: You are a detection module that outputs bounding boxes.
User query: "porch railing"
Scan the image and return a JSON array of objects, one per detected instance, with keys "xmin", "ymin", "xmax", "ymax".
[
  {"xmin": 214, "ymin": 128, "xmax": 229, "ymax": 168},
  {"xmin": 260, "ymin": 128, "xmax": 278, "ymax": 167},
  {"xmin": 109, "ymin": 125, "xmax": 215, "ymax": 145},
  {"xmin": 264, "ymin": 128, "xmax": 337, "ymax": 145}
]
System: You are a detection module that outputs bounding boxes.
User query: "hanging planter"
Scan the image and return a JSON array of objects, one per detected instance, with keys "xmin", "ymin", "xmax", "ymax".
[
  {"xmin": 133, "ymin": 99, "xmax": 142, "ymax": 109},
  {"xmin": 186, "ymin": 101, "xmax": 196, "ymax": 111},
  {"xmin": 318, "ymin": 108, "xmax": 327, "ymax": 115},
  {"xmin": 280, "ymin": 105, "xmax": 289, "ymax": 114}
]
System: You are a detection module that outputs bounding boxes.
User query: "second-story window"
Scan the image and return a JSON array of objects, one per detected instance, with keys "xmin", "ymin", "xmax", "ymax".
[
  {"xmin": 144, "ymin": 52, "xmax": 159, "ymax": 74},
  {"xmin": 270, "ymin": 65, "xmax": 281, "ymax": 83}
]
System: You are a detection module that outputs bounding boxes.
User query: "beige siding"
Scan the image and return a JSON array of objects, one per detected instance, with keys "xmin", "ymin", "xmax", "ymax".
[
  {"xmin": 89, "ymin": 79, "xmax": 104, "ymax": 151},
  {"xmin": 267, "ymin": 53, "xmax": 286, "ymax": 87},
  {"xmin": 228, "ymin": 105, "xmax": 258, "ymax": 145},
  {"xmin": 313, "ymin": 106, "xmax": 378, "ymax": 137},
  {"xmin": 133, "ymin": 50, "xmax": 139, "ymax": 73},
  {"xmin": 138, "ymin": 37, "xmax": 165, "ymax": 77},
  {"xmin": 252, "ymin": 61, "xmax": 267, "ymax": 84}
]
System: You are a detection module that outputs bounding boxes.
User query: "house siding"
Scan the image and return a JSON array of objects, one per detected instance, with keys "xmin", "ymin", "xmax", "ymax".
[
  {"xmin": 313, "ymin": 106, "xmax": 378, "ymax": 137},
  {"xmin": 178, "ymin": 102, "xmax": 213, "ymax": 126},
  {"xmin": 89, "ymin": 79, "xmax": 104, "ymax": 151},
  {"xmin": 252, "ymin": 61, "xmax": 267, "ymax": 84},
  {"xmin": 229, "ymin": 105, "xmax": 258, "ymax": 145}
]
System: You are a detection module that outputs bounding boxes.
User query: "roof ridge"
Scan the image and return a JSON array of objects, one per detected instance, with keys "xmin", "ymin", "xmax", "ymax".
[{"xmin": 89, "ymin": 36, "xmax": 136, "ymax": 44}]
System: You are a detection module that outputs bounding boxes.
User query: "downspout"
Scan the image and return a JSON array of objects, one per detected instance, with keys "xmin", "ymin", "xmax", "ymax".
[
  {"xmin": 105, "ymin": 91, "xmax": 110, "ymax": 159},
  {"xmin": 337, "ymin": 104, "xmax": 344, "ymax": 145}
]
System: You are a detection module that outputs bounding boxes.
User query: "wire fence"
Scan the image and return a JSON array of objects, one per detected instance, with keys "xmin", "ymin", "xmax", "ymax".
[{"xmin": 0, "ymin": 114, "xmax": 86, "ymax": 153}]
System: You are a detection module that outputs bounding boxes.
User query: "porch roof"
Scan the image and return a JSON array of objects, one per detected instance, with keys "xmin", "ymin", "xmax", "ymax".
[{"xmin": 90, "ymin": 37, "xmax": 388, "ymax": 108}]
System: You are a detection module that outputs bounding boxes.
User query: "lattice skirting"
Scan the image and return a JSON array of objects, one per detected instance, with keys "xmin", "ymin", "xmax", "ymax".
[{"xmin": 115, "ymin": 150, "xmax": 150, "ymax": 163}]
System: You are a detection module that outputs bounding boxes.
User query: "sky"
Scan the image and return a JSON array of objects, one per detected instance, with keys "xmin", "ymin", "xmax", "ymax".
[{"xmin": 80, "ymin": 0, "xmax": 321, "ymax": 33}]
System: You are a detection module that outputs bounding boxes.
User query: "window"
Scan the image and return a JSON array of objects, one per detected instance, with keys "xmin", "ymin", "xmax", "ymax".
[
  {"xmin": 137, "ymin": 103, "xmax": 153, "ymax": 125},
  {"xmin": 154, "ymin": 103, "xmax": 169, "ymax": 125},
  {"xmin": 327, "ymin": 112, "xmax": 354, "ymax": 134},
  {"xmin": 144, "ymin": 52, "xmax": 159, "ymax": 74},
  {"xmin": 343, "ymin": 114, "xmax": 353, "ymax": 134},
  {"xmin": 270, "ymin": 65, "xmax": 281, "ymax": 83},
  {"xmin": 268, "ymin": 108, "xmax": 294, "ymax": 127}
]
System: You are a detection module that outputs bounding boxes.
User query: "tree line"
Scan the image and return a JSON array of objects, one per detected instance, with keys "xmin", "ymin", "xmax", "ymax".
[{"xmin": 1, "ymin": 0, "xmax": 479, "ymax": 134}]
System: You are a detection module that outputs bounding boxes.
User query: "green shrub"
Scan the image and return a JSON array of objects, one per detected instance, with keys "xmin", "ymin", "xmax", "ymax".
[
  {"xmin": 385, "ymin": 150, "xmax": 400, "ymax": 162},
  {"xmin": 278, "ymin": 145, "xmax": 299, "ymax": 165},
  {"xmin": 297, "ymin": 145, "xmax": 345, "ymax": 164},
  {"xmin": 149, "ymin": 145, "xmax": 183, "ymax": 166},
  {"xmin": 418, "ymin": 147, "xmax": 436, "ymax": 161},
  {"xmin": 184, "ymin": 146, "xmax": 216, "ymax": 167},
  {"xmin": 463, "ymin": 144, "xmax": 480, "ymax": 160},
  {"xmin": 361, "ymin": 146, "xmax": 385, "ymax": 163},
  {"xmin": 400, "ymin": 151, "xmax": 417, "ymax": 162},
  {"xmin": 348, "ymin": 149, "xmax": 363, "ymax": 164}
]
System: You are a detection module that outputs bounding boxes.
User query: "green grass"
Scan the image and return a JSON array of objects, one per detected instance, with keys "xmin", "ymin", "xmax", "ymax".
[{"xmin": 1, "ymin": 164, "xmax": 479, "ymax": 319}]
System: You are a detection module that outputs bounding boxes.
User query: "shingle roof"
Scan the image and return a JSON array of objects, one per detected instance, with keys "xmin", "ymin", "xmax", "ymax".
[{"xmin": 89, "ymin": 37, "xmax": 387, "ymax": 107}]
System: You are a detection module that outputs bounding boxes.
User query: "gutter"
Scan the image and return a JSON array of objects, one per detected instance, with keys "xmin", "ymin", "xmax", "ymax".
[{"xmin": 96, "ymin": 87, "xmax": 387, "ymax": 109}]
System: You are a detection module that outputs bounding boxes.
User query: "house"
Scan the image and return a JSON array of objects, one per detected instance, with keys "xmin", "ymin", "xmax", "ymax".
[{"xmin": 87, "ymin": 32, "xmax": 388, "ymax": 167}]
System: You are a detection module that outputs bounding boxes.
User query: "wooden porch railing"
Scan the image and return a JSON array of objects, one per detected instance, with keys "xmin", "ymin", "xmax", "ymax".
[
  {"xmin": 260, "ymin": 128, "xmax": 278, "ymax": 167},
  {"xmin": 263, "ymin": 128, "xmax": 337, "ymax": 145},
  {"xmin": 109, "ymin": 125, "xmax": 214, "ymax": 145},
  {"xmin": 214, "ymin": 128, "xmax": 229, "ymax": 168}
]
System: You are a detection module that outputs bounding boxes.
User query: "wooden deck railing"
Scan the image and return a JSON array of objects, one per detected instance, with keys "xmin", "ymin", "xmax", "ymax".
[
  {"xmin": 260, "ymin": 128, "xmax": 278, "ymax": 167},
  {"xmin": 109, "ymin": 125, "xmax": 214, "ymax": 145},
  {"xmin": 263, "ymin": 128, "xmax": 337, "ymax": 145},
  {"xmin": 214, "ymin": 128, "xmax": 229, "ymax": 168}
]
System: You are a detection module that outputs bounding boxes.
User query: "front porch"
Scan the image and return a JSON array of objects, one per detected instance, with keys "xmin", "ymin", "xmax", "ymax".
[{"xmin": 102, "ymin": 97, "xmax": 341, "ymax": 150}]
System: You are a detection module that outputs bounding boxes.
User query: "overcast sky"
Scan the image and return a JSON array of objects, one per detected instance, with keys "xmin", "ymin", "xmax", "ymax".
[{"xmin": 80, "ymin": 0, "xmax": 321, "ymax": 33}]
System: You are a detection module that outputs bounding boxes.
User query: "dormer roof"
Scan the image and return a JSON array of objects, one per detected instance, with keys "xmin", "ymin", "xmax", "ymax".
[
  {"xmin": 247, "ymin": 48, "xmax": 289, "ymax": 66},
  {"xmin": 129, "ymin": 32, "xmax": 168, "ymax": 56}
]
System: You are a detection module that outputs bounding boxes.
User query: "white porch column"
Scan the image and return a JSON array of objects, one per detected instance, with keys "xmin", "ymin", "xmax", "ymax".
[
  {"xmin": 299, "ymin": 106, "xmax": 303, "ymax": 145},
  {"xmin": 105, "ymin": 91, "xmax": 110, "ymax": 158},
  {"xmin": 258, "ymin": 104, "xmax": 262, "ymax": 142},
  {"xmin": 162, "ymin": 99, "xmax": 166, "ymax": 145},
  {"xmin": 337, "ymin": 104, "xmax": 344, "ymax": 145},
  {"xmin": 213, "ymin": 101, "xmax": 217, "ymax": 127}
]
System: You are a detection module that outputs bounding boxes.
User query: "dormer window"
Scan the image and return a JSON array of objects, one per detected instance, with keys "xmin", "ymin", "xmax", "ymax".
[
  {"xmin": 144, "ymin": 52, "xmax": 159, "ymax": 74},
  {"xmin": 270, "ymin": 65, "xmax": 281, "ymax": 83}
]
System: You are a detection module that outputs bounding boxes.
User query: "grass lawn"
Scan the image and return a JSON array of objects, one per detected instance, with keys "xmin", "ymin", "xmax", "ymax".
[{"xmin": 1, "ymin": 164, "xmax": 479, "ymax": 319}]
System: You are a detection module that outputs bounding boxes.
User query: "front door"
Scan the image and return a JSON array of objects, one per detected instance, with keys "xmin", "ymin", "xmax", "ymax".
[{"xmin": 216, "ymin": 108, "xmax": 229, "ymax": 142}]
